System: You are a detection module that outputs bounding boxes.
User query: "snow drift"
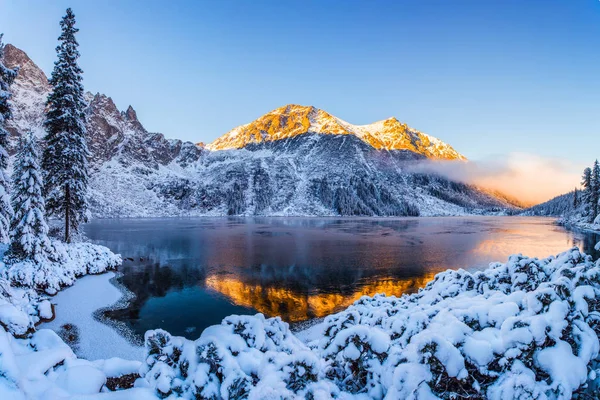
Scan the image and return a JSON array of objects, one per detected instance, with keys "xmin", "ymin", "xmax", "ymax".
[
  {"xmin": 0, "ymin": 241, "xmax": 121, "ymax": 336},
  {"xmin": 4, "ymin": 240, "xmax": 121, "ymax": 294}
]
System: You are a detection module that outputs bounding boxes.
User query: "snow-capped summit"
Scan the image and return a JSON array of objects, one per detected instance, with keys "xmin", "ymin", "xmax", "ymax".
[{"xmin": 206, "ymin": 104, "xmax": 466, "ymax": 160}]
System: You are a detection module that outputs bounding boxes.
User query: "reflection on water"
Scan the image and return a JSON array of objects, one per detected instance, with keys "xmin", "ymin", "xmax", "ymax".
[
  {"xmin": 85, "ymin": 217, "xmax": 600, "ymax": 339},
  {"xmin": 204, "ymin": 274, "xmax": 438, "ymax": 322}
]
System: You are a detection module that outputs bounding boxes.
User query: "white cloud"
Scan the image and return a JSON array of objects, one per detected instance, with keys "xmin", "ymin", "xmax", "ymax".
[{"xmin": 408, "ymin": 153, "xmax": 586, "ymax": 206}]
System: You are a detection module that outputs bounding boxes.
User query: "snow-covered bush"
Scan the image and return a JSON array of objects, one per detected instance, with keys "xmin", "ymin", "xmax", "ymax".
[
  {"xmin": 0, "ymin": 278, "xmax": 50, "ymax": 336},
  {"xmin": 3, "ymin": 241, "xmax": 121, "ymax": 294},
  {"xmin": 142, "ymin": 314, "xmax": 339, "ymax": 399},
  {"xmin": 139, "ymin": 247, "xmax": 600, "ymax": 399},
  {"xmin": 0, "ymin": 325, "xmax": 148, "ymax": 398},
  {"xmin": 0, "ymin": 244, "xmax": 51, "ymax": 336},
  {"xmin": 316, "ymin": 247, "xmax": 600, "ymax": 399}
]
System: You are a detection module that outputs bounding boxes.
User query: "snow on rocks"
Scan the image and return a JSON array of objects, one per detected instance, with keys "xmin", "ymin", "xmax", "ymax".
[
  {"xmin": 140, "ymin": 247, "xmax": 600, "ymax": 399},
  {"xmin": 3, "ymin": 240, "xmax": 121, "ymax": 294}
]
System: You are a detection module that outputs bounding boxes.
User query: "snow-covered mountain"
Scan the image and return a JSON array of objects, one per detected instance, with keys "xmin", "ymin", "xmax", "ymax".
[
  {"xmin": 3, "ymin": 44, "xmax": 203, "ymax": 170},
  {"xmin": 207, "ymin": 104, "xmax": 466, "ymax": 161},
  {"xmin": 3, "ymin": 44, "xmax": 518, "ymax": 217}
]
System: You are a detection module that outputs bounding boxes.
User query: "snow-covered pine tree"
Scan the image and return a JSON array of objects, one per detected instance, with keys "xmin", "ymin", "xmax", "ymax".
[
  {"xmin": 0, "ymin": 34, "xmax": 18, "ymax": 243},
  {"xmin": 42, "ymin": 9, "xmax": 89, "ymax": 243},
  {"xmin": 8, "ymin": 132, "xmax": 51, "ymax": 262},
  {"xmin": 573, "ymin": 187, "xmax": 579, "ymax": 208},
  {"xmin": 592, "ymin": 160, "xmax": 600, "ymax": 221},
  {"xmin": 582, "ymin": 167, "xmax": 593, "ymax": 219}
]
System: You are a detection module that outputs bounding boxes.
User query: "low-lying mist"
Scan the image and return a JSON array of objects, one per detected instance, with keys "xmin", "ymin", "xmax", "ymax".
[{"xmin": 408, "ymin": 153, "xmax": 584, "ymax": 207}]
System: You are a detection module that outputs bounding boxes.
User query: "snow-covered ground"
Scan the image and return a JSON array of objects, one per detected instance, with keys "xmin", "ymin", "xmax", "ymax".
[
  {"xmin": 42, "ymin": 271, "xmax": 143, "ymax": 361},
  {"xmin": 0, "ymin": 241, "xmax": 120, "ymax": 337},
  {"xmin": 3, "ymin": 240, "xmax": 122, "ymax": 294},
  {"xmin": 2, "ymin": 244, "xmax": 600, "ymax": 398},
  {"xmin": 0, "ymin": 326, "xmax": 149, "ymax": 399},
  {"xmin": 558, "ymin": 216, "xmax": 600, "ymax": 234}
]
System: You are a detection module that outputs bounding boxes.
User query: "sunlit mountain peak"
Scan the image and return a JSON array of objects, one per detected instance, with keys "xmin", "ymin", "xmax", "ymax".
[{"xmin": 205, "ymin": 104, "xmax": 466, "ymax": 160}]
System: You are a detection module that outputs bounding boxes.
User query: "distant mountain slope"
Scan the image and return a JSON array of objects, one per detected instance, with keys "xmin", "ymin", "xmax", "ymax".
[
  {"xmin": 3, "ymin": 44, "xmax": 204, "ymax": 170},
  {"xmin": 523, "ymin": 191, "xmax": 575, "ymax": 216},
  {"xmin": 187, "ymin": 134, "xmax": 512, "ymax": 217},
  {"xmin": 3, "ymin": 44, "xmax": 518, "ymax": 217},
  {"xmin": 206, "ymin": 104, "xmax": 466, "ymax": 160}
]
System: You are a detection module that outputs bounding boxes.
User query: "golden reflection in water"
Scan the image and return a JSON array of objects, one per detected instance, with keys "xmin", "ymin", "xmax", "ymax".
[{"xmin": 205, "ymin": 272, "xmax": 438, "ymax": 322}]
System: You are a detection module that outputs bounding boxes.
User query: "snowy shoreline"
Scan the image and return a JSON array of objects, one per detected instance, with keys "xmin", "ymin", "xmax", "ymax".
[
  {"xmin": 92, "ymin": 271, "xmax": 145, "ymax": 346},
  {"xmin": 41, "ymin": 271, "xmax": 143, "ymax": 360},
  {"xmin": 557, "ymin": 219, "xmax": 600, "ymax": 234}
]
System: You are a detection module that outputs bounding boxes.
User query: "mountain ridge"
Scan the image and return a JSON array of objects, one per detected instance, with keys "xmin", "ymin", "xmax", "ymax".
[{"xmin": 205, "ymin": 104, "xmax": 466, "ymax": 161}]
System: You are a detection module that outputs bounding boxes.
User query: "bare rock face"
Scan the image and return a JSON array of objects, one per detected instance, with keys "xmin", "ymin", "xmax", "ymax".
[
  {"xmin": 123, "ymin": 105, "xmax": 144, "ymax": 132},
  {"xmin": 2, "ymin": 44, "xmax": 204, "ymax": 170},
  {"xmin": 2, "ymin": 44, "xmax": 50, "ymax": 141}
]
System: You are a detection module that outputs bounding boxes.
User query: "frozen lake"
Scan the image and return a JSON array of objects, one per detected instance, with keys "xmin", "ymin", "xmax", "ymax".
[{"xmin": 84, "ymin": 216, "xmax": 599, "ymax": 340}]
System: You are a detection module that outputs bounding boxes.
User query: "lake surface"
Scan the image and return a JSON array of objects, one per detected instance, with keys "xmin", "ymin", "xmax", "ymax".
[{"xmin": 84, "ymin": 217, "xmax": 599, "ymax": 340}]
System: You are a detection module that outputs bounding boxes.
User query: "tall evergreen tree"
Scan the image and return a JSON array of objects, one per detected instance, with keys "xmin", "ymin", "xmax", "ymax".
[
  {"xmin": 0, "ymin": 34, "xmax": 18, "ymax": 243},
  {"xmin": 573, "ymin": 188, "xmax": 579, "ymax": 208},
  {"xmin": 592, "ymin": 160, "xmax": 600, "ymax": 222},
  {"xmin": 582, "ymin": 167, "xmax": 592, "ymax": 206},
  {"xmin": 8, "ymin": 133, "xmax": 51, "ymax": 262},
  {"xmin": 42, "ymin": 9, "xmax": 89, "ymax": 243}
]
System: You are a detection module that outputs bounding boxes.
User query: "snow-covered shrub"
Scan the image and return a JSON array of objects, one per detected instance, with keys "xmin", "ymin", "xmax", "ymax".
[
  {"xmin": 141, "ymin": 314, "xmax": 339, "ymax": 399},
  {"xmin": 318, "ymin": 247, "xmax": 600, "ymax": 399},
  {"xmin": 0, "ymin": 278, "xmax": 39, "ymax": 336},
  {"xmin": 3, "ymin": 241, "xmax": 121, "ymax": 294},
  {"xmin": 0, "ymin": 324, "xmax": 148, "ymax": 398},
  {"xmin": 136, "ymin": 247, "xmax": 600, "ymax": 399},
  {"xmin": 321, "ymin": 325, "xmax": 390, "ymax": 396}
]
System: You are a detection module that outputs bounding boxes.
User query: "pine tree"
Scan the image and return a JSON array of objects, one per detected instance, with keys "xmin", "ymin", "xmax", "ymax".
[
  {"xmin": 592, "ymin": 160, "xmax": 600, "ymax": 222},
  {"xmin": 582, "ymin": 166, "xmax": 592, "ymax": 212},
  {"xmin": 573, "ymin": 188, "xmax": 579, "ymax": 208},
  {"xmin": 0, "ymin": 35, "xmax": 18, "ymax": 243},
  {"xmin": 42, "ymin": 9, "xmax": 89, "ymax": 243},
  {"xmin": 8, "ymin": 133, "xmax": 51, "ymax": 262}
]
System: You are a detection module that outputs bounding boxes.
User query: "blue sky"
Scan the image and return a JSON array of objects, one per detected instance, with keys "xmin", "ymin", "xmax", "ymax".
[{"xmin": 1, "ymin": 0, "xmax": 599, "ymax": 164}]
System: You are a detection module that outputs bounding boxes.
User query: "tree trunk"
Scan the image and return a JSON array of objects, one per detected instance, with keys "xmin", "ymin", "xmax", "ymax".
[{"xmin": 65, "ymin": 184, "xmax": 70, "ymax": 243}]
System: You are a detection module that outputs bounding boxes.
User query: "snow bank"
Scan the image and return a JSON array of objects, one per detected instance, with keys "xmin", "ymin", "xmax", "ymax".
[
  {"xmin": 141, "ymin": 247, "xmax": 600, "ymax": 399},
  {"xmin": 3, "ymin": 240, "xmax": 121, "ymax": 294},
  {"xmin": 0, "ymin": 240, "xmax": 120, "ymax": 340},
  {"xmin": 0, "ymin": 244, "xmax": 48, "ymax": 336},
  {"xmin": 43, "ymin": 271, "xmax": 144, "ymax": 361},
  {"xmin": 0, "ymin": 325, "xmax": 150, "ymax": 399},
  {"xmin": 0, "ymin": 279, "xmax": 42, "ymax": 336}
]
